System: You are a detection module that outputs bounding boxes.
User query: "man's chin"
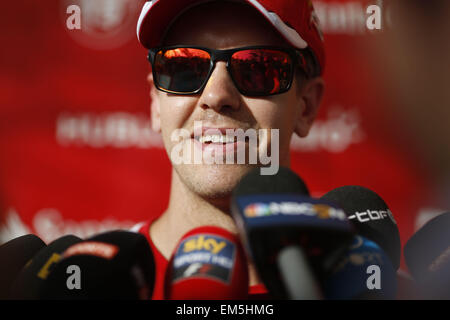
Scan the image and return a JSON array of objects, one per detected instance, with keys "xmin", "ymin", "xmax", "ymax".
[{"xmin": 175, "ymin": 163, "xmax": 258, "ymax": 200}]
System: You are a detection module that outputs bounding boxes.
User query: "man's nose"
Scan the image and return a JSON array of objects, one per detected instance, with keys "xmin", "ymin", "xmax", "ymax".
[{"xmin": 197, "ymin": 62, "xmax": 241, "ymax": 112}]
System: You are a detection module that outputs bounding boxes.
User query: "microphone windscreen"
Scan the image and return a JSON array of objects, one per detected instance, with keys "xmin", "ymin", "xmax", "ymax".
[
  {"xmin": 0, "ymin": 234, "xmax": 46, "ymax": 299},
  {"xmin": 165, "ymin": 226, "xmax": 249, "ymax": 300},
  {"xmin": 233, "ymin": 166, "xmax": 310, "ymax": 197},
  {"xmin": 321, "ymin": 186, "xmax": 401, "ymax": 270},
  {"xmin": 40, "ymin": 230, "xmax": 155, "ymax": 299},
  {"xmin": 324, "ymin": 235, "xmax": 397, "ymax": 300},
  {"xmin": 231, "ymin": 167, "xmax": 354, "ymax": 299},
  {"xmin": 404, "ymin": 212, "xmax": 450, "ymax": 298},
  {"xmin": 9, "ymin": 235, "xmax": 82, "ymax": 299}
]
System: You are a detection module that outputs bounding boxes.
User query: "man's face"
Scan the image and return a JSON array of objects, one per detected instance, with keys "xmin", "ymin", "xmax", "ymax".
[{"xmin": 149, "ymin": 1, "xmax": 323, "ymax": 203}]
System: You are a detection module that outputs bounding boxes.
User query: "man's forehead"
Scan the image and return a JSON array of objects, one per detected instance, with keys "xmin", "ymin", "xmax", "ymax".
[{"xmin": 161, "ymin": 1, "xmax": 289, "ymax": 48}]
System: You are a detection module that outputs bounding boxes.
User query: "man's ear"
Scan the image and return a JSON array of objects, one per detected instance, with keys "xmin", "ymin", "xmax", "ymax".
[
  {"xmin": 148, "ymin": 73, "xmax": 162, "ymax": 133},
  {"xmin": 294, "ymin": 77, "xmax": 325, "ymax": 138}
]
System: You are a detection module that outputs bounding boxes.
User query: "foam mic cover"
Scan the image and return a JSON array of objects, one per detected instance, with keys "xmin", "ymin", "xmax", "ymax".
[
  {"xmin": 164, "ymin": 226, "xmax": 249, "ymax": 300},
  {"xmin": 39, "ymin": 230, "xmax": 155, "ymax": 299},
  {"xmin": 323, "ymin": 235, "xmax": 397, "ymax": 300},
  {"xmin": 0, "ymin": 234, "xmax": 46, "ymax": 299},
  {"xmin": 234, "ymin": 166, "xmax": 310, "ymax": 196},
  {"xmin": 404, "ymin": 212, "xmax": 450, "ymax": 299},
  {"xmin": 9, "ymin": 235, "xmax": 82, "ymax": 299},
  {"xmin": 321, "ymin": 186, "xmax": 401, "ymax": 270},
  {"xmin": 231, "ymin": 167, "xmax": 355, "ymax": 299}
]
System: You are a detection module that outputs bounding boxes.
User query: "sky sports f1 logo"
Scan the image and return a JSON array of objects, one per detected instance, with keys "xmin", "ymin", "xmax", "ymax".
[
  {"xmin": 348, "ymin": 209, "xmax": 397, "ymax": 225},
  {"xmin": 172, "ymin": 235, "xmax": 236, "ymax": 284},
  {"xmin": 244, "ymin": 202, "xmax": 347, "ymax": 221}
]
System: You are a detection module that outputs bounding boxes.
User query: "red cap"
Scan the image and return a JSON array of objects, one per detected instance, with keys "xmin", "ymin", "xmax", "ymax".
[{"xmin": 137, "ymin": 0, "xmax": 325, "ymax": 75}]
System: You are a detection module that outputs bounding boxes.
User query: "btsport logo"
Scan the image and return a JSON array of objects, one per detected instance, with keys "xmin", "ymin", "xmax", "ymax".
[{"xmin": 348, "ymin": 209, "xmax": 397, "ymax": 225}]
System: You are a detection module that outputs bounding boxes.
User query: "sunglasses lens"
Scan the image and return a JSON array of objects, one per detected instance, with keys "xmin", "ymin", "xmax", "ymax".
[
  {"xmin": 230, "ymin": 49, "xmax": 293, "ymax": 95},
  {"xmin": 153, "ymin": 48, "xmax": 211, "ymax": 93}
]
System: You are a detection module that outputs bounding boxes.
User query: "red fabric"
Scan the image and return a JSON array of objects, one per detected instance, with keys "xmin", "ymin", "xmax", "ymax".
[{"xmin": 136, "ymin": 219, "xmax": 270, "ymax": 300}]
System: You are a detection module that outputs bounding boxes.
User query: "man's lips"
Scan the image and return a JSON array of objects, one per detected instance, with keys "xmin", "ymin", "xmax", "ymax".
[
  {"xmin": 186, "ymin": 127, "xmax": 252, "ymax": 157},
  {"xmin": 191, "ymin": 127, "xmax": 251, "ymax": 144}
]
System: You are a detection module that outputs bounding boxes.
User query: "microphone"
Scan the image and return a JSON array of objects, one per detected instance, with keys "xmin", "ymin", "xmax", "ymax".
[
  {"xmin": 0, "ymin": 234, "xmax": 46, "ymax": 299},
  {"xmin": 404, "ymin": 212, "xmax": 450, "ymax": 299},
  {"xmin": 231, "ymin": 167, "xmax": 355, "ymax": 300},
  {"xmin": 39, "ymin": 230, "xmax": 155, "ymax": 299},
  {"xmin": 320, "ymin": 186, "xmax": 401, "ymax": 270},
  {"xmin": 323, "ymin": 235, "xmax": 397, "ymax": 299},
  {"xmin": 9, "ymin": 235, "xmax": 82, "ymax": 299},
  {"xmin": 164, "ymin": 226, "xmax": 249, "ymax": 300}
]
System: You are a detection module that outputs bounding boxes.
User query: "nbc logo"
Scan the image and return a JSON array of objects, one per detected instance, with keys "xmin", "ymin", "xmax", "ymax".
[{"xmin": 244, "ymin": 203, "xmax": 271, "ymax": 218}]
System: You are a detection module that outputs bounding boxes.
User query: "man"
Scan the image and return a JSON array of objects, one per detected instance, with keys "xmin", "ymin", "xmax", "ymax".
[{"xmin": 134, "ymin": 0, "xmax": 325, "ymax": 299}]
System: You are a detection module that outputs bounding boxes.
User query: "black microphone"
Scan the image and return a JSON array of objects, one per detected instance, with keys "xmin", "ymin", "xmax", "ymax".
[
  {"xmin": 404, "ymin": 212, "xmax": 450, "ymax": 299},
  {"xmin": 9, "ymin": 235, "xmax": 83, "ymax": 299},
  {"xmin": 231, "ymin": 167, "xmax": 355, "ymax": 299},
  {"xmin": 320, "ymin": 186, "xmax": 401, "ymax": 270},
  {"xmin": 322, "ymin": 235, "xmax": 397, "ymax": 299},
  {"xmin": 0, "ymin": 234, "xmax": 46, "ymax": 299},
  {"xmin": 39, "ymin": 230, "xmax": 155, "ymax": 299}
]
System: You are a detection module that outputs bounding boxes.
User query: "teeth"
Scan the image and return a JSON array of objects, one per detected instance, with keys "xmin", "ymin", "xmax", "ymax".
[{"xmin": 197, "ymin": 135, "xmax": 236, "ymax": 144}]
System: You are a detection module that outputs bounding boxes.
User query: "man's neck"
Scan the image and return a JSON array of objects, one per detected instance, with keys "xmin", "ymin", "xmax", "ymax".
[
  {"xmin": 149, "ymin": 169, "xmax": 262, "ymax": 286},
  {"xmin": 150, "ymin": 169, "xmax": 237, "ymax": 259}
]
